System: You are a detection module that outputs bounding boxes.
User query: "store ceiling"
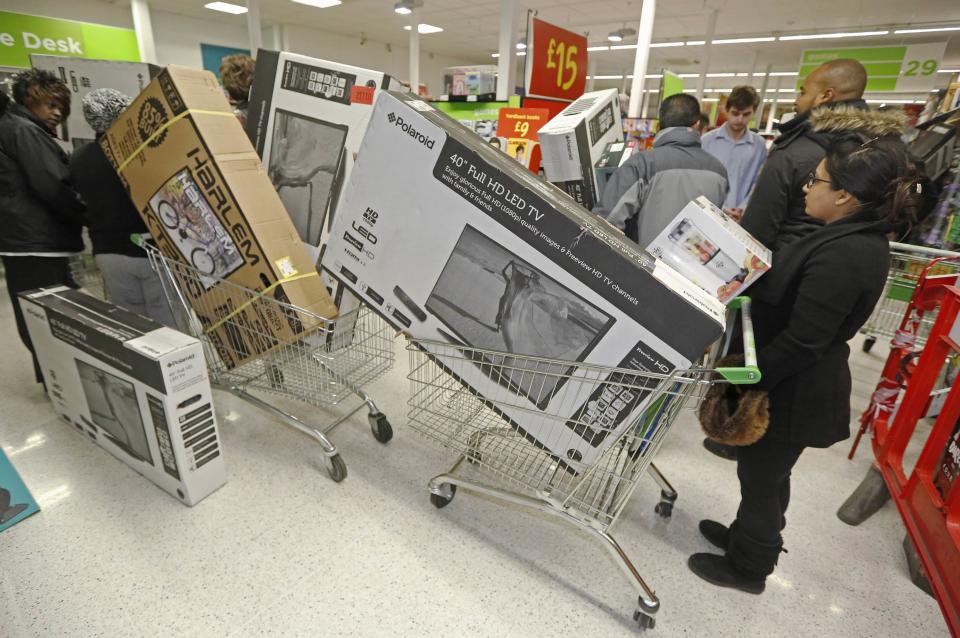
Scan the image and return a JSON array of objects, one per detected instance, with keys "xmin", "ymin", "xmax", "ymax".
[{"xmin": 155, "ymin": 0, "xmax": 960, "ymax": 88}]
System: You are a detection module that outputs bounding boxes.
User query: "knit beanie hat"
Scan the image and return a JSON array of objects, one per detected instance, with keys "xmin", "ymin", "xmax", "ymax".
[{"xmin": 82, "ymin": 88, "xmax": 132, "ymax": 135}]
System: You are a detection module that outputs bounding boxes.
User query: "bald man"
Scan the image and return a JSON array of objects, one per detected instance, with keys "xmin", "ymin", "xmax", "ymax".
[{"xmin": 738, "ymin": 58, "xmax": 904, "ymax": 250}]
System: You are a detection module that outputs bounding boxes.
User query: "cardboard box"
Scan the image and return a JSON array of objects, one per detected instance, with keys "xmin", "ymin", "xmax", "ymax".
[
  {"xmin": 0, "ymin": 449, "xmax": 39, "ymax": 533},
  {"xmin": 647, "ymin": 197, "xmax": 772, "ymax": 304},
  {"xmin": 322, "ymin": 91, "xmax": 725, "ymax": 471},
  {"xmin": 30, "ymin": 55, "xmax": 159, "ymax": 150},
  {"xmin": 99, "ymin": 65, "xmax": 337, "ymax": 369},
  {"xmin": 538, "ymin": 89, "xmax": 623, "ymax": 210},
  {"xmin": 20, "ymin": 287, "xmax": 227, "ymax": 506}
]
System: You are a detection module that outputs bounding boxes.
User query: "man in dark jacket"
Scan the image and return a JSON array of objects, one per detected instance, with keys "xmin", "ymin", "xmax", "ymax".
[
  {"xmin": 739, "ymin": 58, "xmax": 899, "ymax": 250},
  {"xmin": 595, "ymin": 94, "xmax": 728, "ymax": 247},
  {"xmin": 0, "ymin": 69, "xmax": 85, "ymax": 383}
]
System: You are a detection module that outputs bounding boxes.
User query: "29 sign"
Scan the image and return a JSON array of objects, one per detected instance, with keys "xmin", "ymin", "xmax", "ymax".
[
  {"xmin": 526, "ymin": 18, "xmax": 587, "ymax": 101},
  {"xmin": 903, "ymin": 59, "xmax": 938, "ymax": 77}
]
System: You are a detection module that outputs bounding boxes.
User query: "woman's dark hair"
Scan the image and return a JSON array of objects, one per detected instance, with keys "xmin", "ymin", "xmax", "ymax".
[
  {"xmin": 823, "ymin": 136, "xmax": 936, "ymax": 238},
  {"xmin": 12, "ymin": 68, "xmax": 71, "ymax": 117},
  {"xmin": 219, "ymin": 54, "xmax": 255, "ymax": 103}
]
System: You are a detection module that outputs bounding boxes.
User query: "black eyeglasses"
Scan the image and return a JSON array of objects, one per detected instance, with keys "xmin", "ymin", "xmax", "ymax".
[{"xmin": 805, "ymin": 171, "xmax": 833, "ymax": 189}]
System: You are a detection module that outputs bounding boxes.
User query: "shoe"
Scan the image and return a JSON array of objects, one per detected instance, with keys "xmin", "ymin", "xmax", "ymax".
[
  {"xmin": 688, "ymin": 553, "xmax": 765, "ymax": 594},
  {"xmin": 703, "ymin": 438, "xmax": 738, "ymax": 460},
  {"xmin": 699, "ymin": 519, "xmax": 730, "ymax": 550}
]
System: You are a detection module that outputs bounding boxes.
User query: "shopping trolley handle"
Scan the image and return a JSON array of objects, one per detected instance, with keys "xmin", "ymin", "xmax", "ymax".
[{"xmin": 716, "ymin": 296, "xmax": 761, "ymax": 385}]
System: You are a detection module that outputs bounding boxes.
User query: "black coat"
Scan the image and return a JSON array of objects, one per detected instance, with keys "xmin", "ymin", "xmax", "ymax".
[
  {"xmin": 0, "ymin": 104, "xmax": 85, "ymax": 254},
  {"xmin": 745, "ymin": 210, "xmax": 890, "ymax": 448},
  {"xmin": 740, "ymin": 101, "xmax": 906, "ymax": 251},
  {"xmin": 70, "ymin": 138, "xmax": 147, "ymax": 257}
]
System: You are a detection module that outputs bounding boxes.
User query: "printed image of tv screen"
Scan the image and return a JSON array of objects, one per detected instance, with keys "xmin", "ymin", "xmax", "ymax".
[
  {"xmin": 75, "ymin": 360, "xmax": 153, "ymax": 465},
  {"xmin": 425, "ymin": 224, "xmax": 614, "ymax": 409},
  {"xmin": 268, "ymin": 109, "xmax": 349, "ymax": 247}
]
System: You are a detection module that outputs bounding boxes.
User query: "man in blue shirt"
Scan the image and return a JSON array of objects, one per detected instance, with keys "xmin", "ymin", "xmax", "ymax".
[{"xmin": 701, "ymin": 86, "xmax": 767, "ymax": 221}]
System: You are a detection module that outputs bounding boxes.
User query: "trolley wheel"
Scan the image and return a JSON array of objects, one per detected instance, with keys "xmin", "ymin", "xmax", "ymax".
[
  {"xmin": 633, "ymin": 610, "xmax": 656, "ymax": 630},
  {"xmin": 430, "ymin": 484, "xmax": 456, "ymax": 509},
  {"xmin": 654, "ymin": 501, "xmax": 673, "ymax": 519},
  {"xmin": 862, "ymin": 337, "xmax": 876, "ymax": 354},
  {"xmin": 368, "ymin": 413, "xmax": 393, "ymax": 444},
  {"xmin": 324, "ymin": 453, "xmax": 347, "ymax": 483}
]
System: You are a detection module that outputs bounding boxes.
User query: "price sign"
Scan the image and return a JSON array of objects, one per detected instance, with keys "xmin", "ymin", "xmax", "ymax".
[
  {"xmin": 525, "ymin": 18, "xmax": 588, "ymax": 102},
  {"xmin": 797, "ymin": 42, "xmax": 947, "ymax": 93},
  {"xmin": 496, "ymin": 107, "xmax": 550, "ymax": 141}
]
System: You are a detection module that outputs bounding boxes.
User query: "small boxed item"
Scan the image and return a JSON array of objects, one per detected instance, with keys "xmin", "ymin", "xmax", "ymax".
[
  {"xmin": 20, "ymin": 287, "xmax": 227, "ymax": 506},
  {"xmin": 99, "ymin": 65, "xmax": 338, "ymax": 369},
  {"xmin": 646, "ymin": 197, "xmax": 772, "ymax": 304},
  {"xmin": 30, "ymin": 54, "xmax": 159, "ymax": 150},
  {"xmin": 322, "ymin": 91, "xmax": 724, "ymax": 471},
  {"xmin": 538, "ymin": 88, "xmax": 623, "ymax": 210}
]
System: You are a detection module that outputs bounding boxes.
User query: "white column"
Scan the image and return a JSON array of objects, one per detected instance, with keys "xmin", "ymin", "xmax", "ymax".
[
  {"xmin": 621, "ymin": 70, "xmax": 629, "ymax": 94},
  {"xmin": 270, "ymin": 24, "xmax": 288, "ymax": 51},
  {"xmin": 496, "ymin": 0, "xmax": 518, "ymax": 101},
  {"xmin": 246, "ymin": 0, "xmax": 262, "ymax": 55},
  {"xmin": 627, "ymin": 0, "xmax": 656, "ymax": 118},
  {"xmin": 765, "ymin": 76, "xmax": 782, "ymax": 133},
  {"xmin": 754, "ymin": 63, "xmax": 772, "ymax": 129},
  {"xmin": 409, "ymin": 9, "xmax": 420, "ymax": 94},
  {"xmin": 695, "ymin": 9, "xmax": 717, "ymax": 102},
  {"xmin": 130, "ymin": 0, "xmax": 157, "ymax": 64},
  {"xmin": 586, "ymin": 56, "xmax": 597, "ymax": 92}
]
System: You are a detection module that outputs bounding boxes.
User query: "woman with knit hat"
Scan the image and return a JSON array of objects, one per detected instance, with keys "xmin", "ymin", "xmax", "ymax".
[{"xmin": 69, "ymin": 88, "xmax": 175, "ymax": 326}]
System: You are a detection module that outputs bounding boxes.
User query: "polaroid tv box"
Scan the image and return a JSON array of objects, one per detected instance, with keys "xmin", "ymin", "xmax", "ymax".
[
  {"xmin": 322, "ymin": 91, "xmax": 724, "ymax": 471},
  {"xmin": 538, "ymin": 89, "xmax": 623, "ymax": 210},
  {"xmin": 30, "ymin": 55, "xmax": 159, "ymax": 150},
  {"xmin": 20, "ymin": 287, "xmax": 227, "ymax": 506},
  {"xmin": 245, "ymin": 50, "xmax": 404, "ymax": 332},
  {"xmin": 647, "ymin": 197, "xmax": 772, "ymax": 304},
  {"xmin": 99, "ymin": 65, "xmax": 337, "ymax": 370}
]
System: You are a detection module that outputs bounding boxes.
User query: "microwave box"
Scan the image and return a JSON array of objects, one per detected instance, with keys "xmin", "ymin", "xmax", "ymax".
[
  {"xmin": 99, "ymin": 65, "xmax": 338, "ymax": 370},
  {"xmin": 538, "ymin": 89, "xmax": 623, "ymax": 210},
  {"xmin": 322, "ymin": 91, "xmax": 724, "ymax": 471},
  {"xmin": 30, "ymin": 54, "xmax": 159, "ymax": 150},
  {"xmin": 647, "ymin": 197, "xmax": 772, "ymax": 304},
  {"xmin": 245, "ymin": 50, "xmax": 404, "ymax": 330},
  {"xmin": 20, "ymin": 287, "xmax": 227, "ymax": 506}
]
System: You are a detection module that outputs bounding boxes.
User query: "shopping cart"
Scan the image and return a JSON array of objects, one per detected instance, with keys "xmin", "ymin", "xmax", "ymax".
[
  {"xmin": 859, "ymin": 242, "xmax": 960, "ymax": 353},
  {"xmin": 406, "ymin": 298, "xmax": 759, "ymax": 630},
  {"xmin": 142, "ymin": 241, "xmax": 395, "ymax": 482}
]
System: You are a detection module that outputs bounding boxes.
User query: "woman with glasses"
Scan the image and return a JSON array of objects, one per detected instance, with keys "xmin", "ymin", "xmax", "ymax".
[{"xmin": 688, "ymin": 136, "xmax": 936, "ymax": 594}]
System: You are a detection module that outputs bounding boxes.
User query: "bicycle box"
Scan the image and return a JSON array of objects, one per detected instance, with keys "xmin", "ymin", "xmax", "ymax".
[
  {"xmin": 322, "ymin": 91, "xmax": 725, "ymax": 472},
  {"xmin": 99, "ymin": 65, "xmax": 338, "ymax": 370},
  {"xmin": 19, "ymin": 287, "xmax": 227, "ymax": 506},
  {"xmin": 538, "ymin": 89, "xmax": 622, "ymax": 211}
]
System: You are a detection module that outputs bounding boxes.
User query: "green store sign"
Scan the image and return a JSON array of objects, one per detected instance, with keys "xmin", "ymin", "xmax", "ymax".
[
  {"xmin": 797, "ymin": 42, "xmax": 947, "ymax": 93},
  {"xmin": 0, "ymin": 11, "xmax": 140, "ymax": 68}
]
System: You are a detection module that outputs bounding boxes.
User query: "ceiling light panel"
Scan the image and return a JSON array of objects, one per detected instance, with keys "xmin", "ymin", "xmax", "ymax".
[
  {"xmin": 204, "ymin": 2, "xmax": 247, "ymax": 14},
  {"xmin": 779, "ymin": 30, "xmax": 888, "ymax": 40},
  {"xmin": 403, "ymin": 24, "xmax": 444, "ymax": 34},
  {"xmin": 291, "ymin": 0, "xmax": 342, "ymax": 7},
  {"xmin": 712, "ymin": 36, "xmax": 776, "ymax": 44},
  {"xmin": 894, "ymin": 26, "xmax": 960, "ymax": 34}
]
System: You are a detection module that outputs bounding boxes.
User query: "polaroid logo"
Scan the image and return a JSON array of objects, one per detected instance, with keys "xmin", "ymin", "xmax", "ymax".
[
  {"xmin": 387, "ymin": 112, "xmax": 435, "ymax": 149},
  {"xmin": 167, "ymin": 353, "xmax": 196, "ymax": 368}
]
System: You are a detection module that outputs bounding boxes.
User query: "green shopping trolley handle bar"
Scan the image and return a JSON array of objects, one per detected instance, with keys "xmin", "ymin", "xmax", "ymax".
[{"xmin": 717, "ymin": 296, "xmax": 761, "ymax": 385}]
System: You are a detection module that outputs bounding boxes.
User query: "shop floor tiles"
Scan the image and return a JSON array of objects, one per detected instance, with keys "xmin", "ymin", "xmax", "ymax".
[{"xmin": 0, "ymin": 286, "xmax": 947, "ymax": 637}]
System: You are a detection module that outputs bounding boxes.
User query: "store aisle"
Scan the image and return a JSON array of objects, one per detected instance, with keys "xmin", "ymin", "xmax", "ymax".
[{"xmin": 0, "ymin": 290, "xmax": 946, "ymax": 637}]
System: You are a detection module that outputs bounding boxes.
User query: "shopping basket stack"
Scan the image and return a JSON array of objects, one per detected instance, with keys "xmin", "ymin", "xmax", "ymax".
[
  {"xmin": 406, "ymin": 298, "xmax": 760, "ymax": 630},
  {"xmin": 859, "ymin": 241, "xmax": 960, "ymax": 353},
  {"xmin": 142, "ymin": 241, "xmax": 395, "ymax": 482}
]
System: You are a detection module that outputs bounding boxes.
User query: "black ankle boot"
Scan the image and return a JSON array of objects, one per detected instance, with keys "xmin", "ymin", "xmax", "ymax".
[
  {"xmin": 703, "ymin": 438, "xmax": 738, "ymax": 460},
  {"xmin": 688, "ymin": 553, "xmax": 766, "ymax": 594},
  {"xmin": 699, "ymin": 519, "xmax": 730, "ymax": 550}
]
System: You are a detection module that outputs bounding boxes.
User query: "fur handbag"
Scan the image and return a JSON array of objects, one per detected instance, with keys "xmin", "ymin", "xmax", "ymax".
[{"xmin": 698, "ymin": 354, "xmax": 770, "ymax": 446}]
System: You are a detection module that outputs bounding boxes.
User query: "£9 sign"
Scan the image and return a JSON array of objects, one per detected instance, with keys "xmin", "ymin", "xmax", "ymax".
[{"xmin": 526, "ymin": 18, "xmax": 587, "ymax": 101}]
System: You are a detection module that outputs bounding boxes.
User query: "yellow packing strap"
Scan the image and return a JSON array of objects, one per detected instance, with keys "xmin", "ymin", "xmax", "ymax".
[
  {"xmin": 203, "ymin": 271, "xmax": 320, "ymax": 335},
  {"xmin": 116, "ymin": 108, "xmax": 237, "ymax": 173}
]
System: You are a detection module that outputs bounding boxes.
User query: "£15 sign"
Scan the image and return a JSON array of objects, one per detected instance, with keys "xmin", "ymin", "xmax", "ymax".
[{"xmin": 526, "ymin": 18, "xmax": 587, "ymax": 101}]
